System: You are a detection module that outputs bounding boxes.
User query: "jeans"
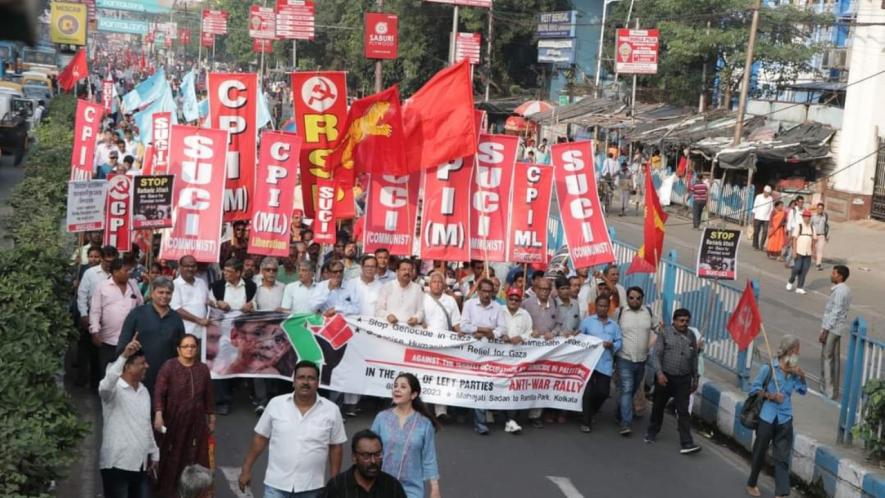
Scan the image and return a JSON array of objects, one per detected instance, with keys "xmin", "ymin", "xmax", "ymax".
[
  {"xmin": 646, "ymin": 373, "xmax": 695, "ymax": 447},
  {"xmin": 100, "ymin": 468, "xmax": 146, "ymax": 498},
  {"xmin": 264, "ymin": 485, "xmax": 324, "ymax": 498},
  {"xmin": 617, "ymin": 358, "xmax": 646, "ymax": 427},
  {"xmin": 581, "ymin": 371, "xmax": 611, "ymax": 426},
  {"xmin": 692, "ymin": 200, "xmax": 706, "ymax": 228},
  {"xmin": 473, "ymin": 409, "xmax": 489, "ymax": 432},
  {"xmin": 821, "ymin": 333, "xmax": 841, "ymax": 400},
  {"xmin": 752, "ymin": 219, "xmax": 769, "ymax": 249},
  {"xmin": 788, "ymin": 255, "xmax": 812, "ymax": 288},
  {"xmin": 747, "ymin": 419, "xmax": 794, "ymax": 496}
]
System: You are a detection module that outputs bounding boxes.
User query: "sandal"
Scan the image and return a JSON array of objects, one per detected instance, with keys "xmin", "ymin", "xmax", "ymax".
[{"xmin": 745, "ymin": 486, "xmax": 761, "ymax": 497}]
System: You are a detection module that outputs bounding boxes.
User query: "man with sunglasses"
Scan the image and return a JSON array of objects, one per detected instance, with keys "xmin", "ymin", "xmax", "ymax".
[
  {"xmin": 645, "ymin": 308, "xmax": 701, "ymax": 454},
  {"xmin": 311, "ymin": 261, "xmax": 361, "ymax": 317},
  {"xmin": 614, "ymin": 286, "xmax": 660, "ymax": 436}
]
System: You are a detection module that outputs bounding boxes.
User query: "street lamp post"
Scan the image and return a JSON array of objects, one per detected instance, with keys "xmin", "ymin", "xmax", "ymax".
[{"xmin": 594, "ymin": 0, "xmax": 621, "ymax": 98}]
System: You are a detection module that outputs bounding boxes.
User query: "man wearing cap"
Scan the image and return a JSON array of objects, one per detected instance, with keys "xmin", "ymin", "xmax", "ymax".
[
  {"xmin": 751, "ymin": 185, "xmax": 774, "ymax": 250},
  {"xmin": 502, "ymin": 287, "xmax": 533, "ymax": 434},
  {"xmin": 786, "ymin": 209, "xmax": 817, "ymax": 295}
]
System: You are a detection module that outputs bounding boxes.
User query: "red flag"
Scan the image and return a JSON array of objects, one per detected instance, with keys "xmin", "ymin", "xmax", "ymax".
[
  {"xmin": 140, "ymin": 51, "xmax": 146, "ymax": 70},
  {"xmin": 727, "ymin": 280, "xmax": 762, "ymax": 350},
  {"xmin": 627, "ymin": 163, "xmax": 668, "ymax": 274},
  {"xmin": 58, "ymin": 49, "xmax": 88, "ymax": 92},
  {"xmin": 325, "ymin": 85, "xmax": 406, "ymax": 183},
  {"xmin": 403, "ymin": 61, "xmax": 477, "ymax": 172}
]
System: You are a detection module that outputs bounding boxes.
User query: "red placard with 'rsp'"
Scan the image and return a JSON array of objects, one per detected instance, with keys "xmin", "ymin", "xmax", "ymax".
[
  {"xmin": 208, "ymin": 73, "xmax": 258, "ymax": 221},
  {"xmin": 71, "ymin": 99, "xmax": 104, "ymax": 181},
  {"xmin": 248, "ymin": 131, "xmax": 303, "ymax": 257},
  {"xmin": 507, "ymin": 163, "xmax": 553, "ymax": 264},
  {"xmin": 551, "ymin": 141, "xmax": 614, "ymax": 269},
  {"xmin": 365, "ymin": 13, "xmax": 398, "ymax": 60},
  {"xmin": 159, "ymin": 125, "xmax": 229, "ymax": 263}
]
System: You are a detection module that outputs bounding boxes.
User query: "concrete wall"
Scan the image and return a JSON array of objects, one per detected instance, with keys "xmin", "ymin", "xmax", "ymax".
[{"xmin": 833, "ymin": 0, "xmax": 885, "ymax": 200}]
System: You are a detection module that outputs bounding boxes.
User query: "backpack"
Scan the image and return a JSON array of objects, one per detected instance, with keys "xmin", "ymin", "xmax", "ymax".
[{"xmin": 616, "ymin": 305, "xmax": 654, "ymax": 326}]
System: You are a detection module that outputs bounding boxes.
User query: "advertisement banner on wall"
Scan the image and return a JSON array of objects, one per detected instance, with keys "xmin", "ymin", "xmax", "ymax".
[{"xmin": 615, "ymin": 29, "xmax": 660, "ymax": 75}]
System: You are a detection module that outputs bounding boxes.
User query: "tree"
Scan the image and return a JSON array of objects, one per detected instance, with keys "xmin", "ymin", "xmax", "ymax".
[{"xmin": 603, "ymin": 0, "xmax": 833, "ymax": 107}]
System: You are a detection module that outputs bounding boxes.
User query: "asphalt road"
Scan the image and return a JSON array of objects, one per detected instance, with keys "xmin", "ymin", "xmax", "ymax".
[
  {"xmin": 211, "ymin": 391, "xmax": 798, "ymax": 498},
  {"xmin": 607, "ymin": 209, "xmax": 866, "ymax": 392}
]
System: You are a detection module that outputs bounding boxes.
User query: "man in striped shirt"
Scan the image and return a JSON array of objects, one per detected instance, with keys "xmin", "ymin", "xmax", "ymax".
[{"xmin": 690, "ymin": 174, "xmax": 709, "ymax": 230}]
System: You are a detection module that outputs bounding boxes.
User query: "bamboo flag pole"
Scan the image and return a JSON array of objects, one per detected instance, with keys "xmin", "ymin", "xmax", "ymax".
[{"xmin": 758, "ymin": 323, "xmax": 781, "ymax": 391}]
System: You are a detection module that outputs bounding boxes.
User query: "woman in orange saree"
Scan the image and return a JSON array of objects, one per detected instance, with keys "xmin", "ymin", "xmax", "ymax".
[{"xmin": 766, "ymin": 201, "xmax": 787, "ymax": 259}]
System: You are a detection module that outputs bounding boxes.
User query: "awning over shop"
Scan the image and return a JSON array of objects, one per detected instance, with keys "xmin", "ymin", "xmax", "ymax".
[{"xmin": 693, "ymin": 122, "xmax": 835, "ymax": 170}]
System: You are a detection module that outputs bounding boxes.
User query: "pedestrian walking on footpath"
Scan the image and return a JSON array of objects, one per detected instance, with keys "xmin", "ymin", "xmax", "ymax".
[
  {"xmin": 785, "ymin": 210, "xmax": 816, "ymax": 295},
  {"xmin": 820, "ymin": 265, "xmax": 851, "ymax": 400},
  {"xmin": 238, "ymin": 361, "xmax": 347, "ymax": 498},
  {"xmin": 690, "ymin": 174, "xmax": 709, "ymax": 229},
  {"xmin": 766, "ymin": 201, "xmax": 788, "ymax": 259},
  {"xmin": 751, "ymin": 185, "xmax": 773, "ymax": 250},
  {"xmin": 152, "ymin": 334, "xmax": 214, "ymax": 498},
  {"xmin": 99, "ymin": 333, "xmax": 159, "ymax": 498},
  {"xmin": 644, "ymin": 308, "xmax": 701, "ymax": 454},
  {"xmin": 371, "ymin": 373, "xmax": 441, "ymax": 498},
  {"xmin": 323, "ymin": 430, "xmax": 407, "ymax": 498},
  {"xmin": 810, "ymin": 203, "xmax": 830, "ymax": 270},
  {"xmin": 617, "ymin": 161, "xmax": 634, "ymax": 216},
  {"xmin": 746, "ymin": 335, "xmax": 807, "ymax": 498}
]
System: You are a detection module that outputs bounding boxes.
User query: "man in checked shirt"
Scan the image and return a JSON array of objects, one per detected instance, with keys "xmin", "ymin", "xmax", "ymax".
[{"xmin": 644, "ymin": 308, "xmax": 701, "ymax": 455}]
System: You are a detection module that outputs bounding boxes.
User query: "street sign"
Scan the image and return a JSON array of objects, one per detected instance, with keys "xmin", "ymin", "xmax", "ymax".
[
  {"xmin": 538, "ymin": 38, "xmax": 576, "ymax": 64},
  {"xmin": 201, "ymin": 31, "xmax": 214, "ymax": 48},
  {"xmin": 276, "ymin": 0, "xmax": 315, "ymax": 40},
  {"xmin": 253, "ymin": 39, "xmax": 274, "ymax": 54},
  {"xmin": 615, "ymin": 28, "xmax": 659, "ymax": 75},
  {"xmin": 365, "ymin": 13, "xmax": 398, "ymax": 60},
  {"xmin": 455, "ymin": 32, "xmax": 481, "ymax": 65},
  {"xmin": 537, "ymin": 11, "xmax": 576, "ymax": 38},
  {"xmin": 249, "ymin": 5, "xmax": 276, "ymax": 40},
  {"xmin": 51, "ymin": 2, "xmax": 88, "ymax": 46},
  {"xmin": 97, "ymin": 16, "xmax": 149, "ymax": 36},
  {"xmin": 179, "ymin": 28, "xmax": 191, "ymax": 45},
  {"xmin": 202, "ymin": 9, "xmax": 229, "ymax": 35}
]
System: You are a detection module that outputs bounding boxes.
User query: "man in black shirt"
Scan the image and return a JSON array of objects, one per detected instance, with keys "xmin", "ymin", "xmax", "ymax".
[{"xmin": 323, "ymin": 430, "xmax": 406, "ymax": 498}]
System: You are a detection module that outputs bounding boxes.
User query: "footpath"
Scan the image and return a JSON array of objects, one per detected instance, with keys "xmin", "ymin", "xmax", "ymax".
[{"xmin": 645, "ymin": 206, "xmax": 885, "ymax": 498}]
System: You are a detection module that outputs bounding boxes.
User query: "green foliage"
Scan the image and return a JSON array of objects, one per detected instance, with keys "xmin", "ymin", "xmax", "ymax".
[
  {"xmin": 606, "ymin": 0, "xmax": 833, "ymax": 106},
  {"xmin": 0, "ymin": 93, "xmax": 88, "ymax": 498},
  {"xmin": 207, "ymin": 0, "xmax": 568, "ymax": 98},
  {"xmin": 852, "ymin": 379, "xmax": 885, "ymax": 464}
]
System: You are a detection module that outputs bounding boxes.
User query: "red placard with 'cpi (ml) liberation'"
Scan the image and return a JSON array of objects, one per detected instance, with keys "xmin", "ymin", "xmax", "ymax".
[{"xmin": 507, "ymin": 163, "xmax": 553, "ymax": 264}]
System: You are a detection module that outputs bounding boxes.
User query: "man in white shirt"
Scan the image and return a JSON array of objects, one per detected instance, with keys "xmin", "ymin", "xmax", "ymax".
[
  {"xmin": 603, "ymin": 153, "xmax": 620, "ymax": 179},
  {"xmin": 279, "ymin": 260, "xmax": 318, "ymax": 314},
  {"xmin": 99, "ymin": 334, "xmax": 159, "ymax": 498},
  {"xmin": 171, "ymin": 255, "xmax": 211, "ymax": 338},
  {"xmin": 239, "ymin": 361, "xmax": 346, "ymax": 498},
  {"xmin": 347, "ymin": 255, "xmax": 383, "ymax": 317},
  {"xmin": 751, "ymin": 185, "xmax": 774, "ymax": 250},
  {"xmin": 255, "ymin": 257, "xmax": 286, "ymax": 311},
  {"xmin": 423, "ymin": 271, "xmax": 461, "ymax": 332},
  {"xmin": 376, "ymin": 260, "xmax": 424, "ymax": 325},
  {"xmin": 502, "ymin": 288, "xmax": 533, "ymax": 434}
]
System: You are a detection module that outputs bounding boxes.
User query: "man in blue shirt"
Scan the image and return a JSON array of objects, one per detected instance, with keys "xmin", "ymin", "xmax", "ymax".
[
  {"xmin": 310, "ymin": 261, "xmax": 361, "ymax": 317},
  {"xmin": 578, "ymin": 294, "xmax": 622, "ymax": 433}
]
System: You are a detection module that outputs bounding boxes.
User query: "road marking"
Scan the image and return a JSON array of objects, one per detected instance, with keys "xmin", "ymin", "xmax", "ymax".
[
  {"xmin": 546, "ymin": 476, "xmax": 584, "ymax": 498},
  {"xmin": 218, "ymin": 466, "xmax": 254, "ymax": 497}
]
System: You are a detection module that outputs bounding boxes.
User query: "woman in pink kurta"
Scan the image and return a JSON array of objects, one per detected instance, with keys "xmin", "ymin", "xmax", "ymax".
[{"xmin": 152, "ymin": 334, "xmax": 214, "ymax": 497}]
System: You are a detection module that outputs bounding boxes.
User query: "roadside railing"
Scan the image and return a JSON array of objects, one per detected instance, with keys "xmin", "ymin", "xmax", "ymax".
[
  {"xmin": 610, "ymin": 232, "xmax": 755, "ymax": 388},
  {"xmin": 649, "ymin": 169, "xmax": 755, "ymax": 225},
  {"xmin": 838, "ymin": 316, "xmax": 885, "ymax": 444}
]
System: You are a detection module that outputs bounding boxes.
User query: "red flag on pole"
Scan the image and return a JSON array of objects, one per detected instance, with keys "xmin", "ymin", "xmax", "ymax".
[
  {"xmin": 58, "ymin": 49, "xmax": 88, "ymax": 92},
  {"xmin": 402, "ymin": 60, "xmax": 477, "ymax": 172},
  {"xmin": 324, "ymin": 85, "xmax": 406, "ymax": 183},
  {"xmin": 627, "ymin": 163, "xmax": 668, "ymax": 274},
  {"xmin": 727, "ymin": 280, "xmax": 762, "ymax": 351}
]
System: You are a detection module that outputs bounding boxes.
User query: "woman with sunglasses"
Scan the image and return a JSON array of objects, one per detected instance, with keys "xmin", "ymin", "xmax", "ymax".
[{"xmin": 152, "ymin": 334, "xmax": 214, "ymax": 497}]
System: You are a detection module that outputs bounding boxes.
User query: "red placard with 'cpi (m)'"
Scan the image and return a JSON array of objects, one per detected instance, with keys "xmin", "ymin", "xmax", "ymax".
[
  {"xmin": 71, "ymin": 99, "xmax": 104, "ymax": 181},
  {"xmin": 365, "ymin": 13, "xmax": 398, "ymax": 60},
  {"xmin": 103, "ymin": 174, "xmax": 132, "ymax": 252},
  {"xmin": 470, "ymin": 134, "xmax": 517, "ymax": 262},
  {"xmin": 151, "ymin": 112, "xmax": 172, "ymax": 175},
  {"xmin": 551, "ymin": 141, "xmax": 615, "ymax": 269},
  {"xmin": 420, "ymin": 157, "xmax": 474, "ymax": 261},
  {"xmin": 507, "ymin": 163, "xmax": 553, "ymax": 264},
  {"xmin": 159, "ymin": 125, "xmax": 229, "ymax": 263},
  {"xmin": 362, "ymin": 173, "xmax": 420, "ymax": 256},
  {"xmin": 208, "ymin": 72, "xmax": 258, "ymax": 221},
  {"xmin": 248, "ymin": 131, "xmax": 304, "ymax": 257}
]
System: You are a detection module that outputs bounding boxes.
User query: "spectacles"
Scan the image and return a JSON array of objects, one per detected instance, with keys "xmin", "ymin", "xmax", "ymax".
[
  {"xmin": 263, "ymin": 268, "xmax": 278, "ymax": 272},
  {"xmin": 330, "ymin": 270, "xmax": 343, "ymax": 274},
  {"xmin": 354, "ymin": 451, "xmax": 383, "ymax": 460}
]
